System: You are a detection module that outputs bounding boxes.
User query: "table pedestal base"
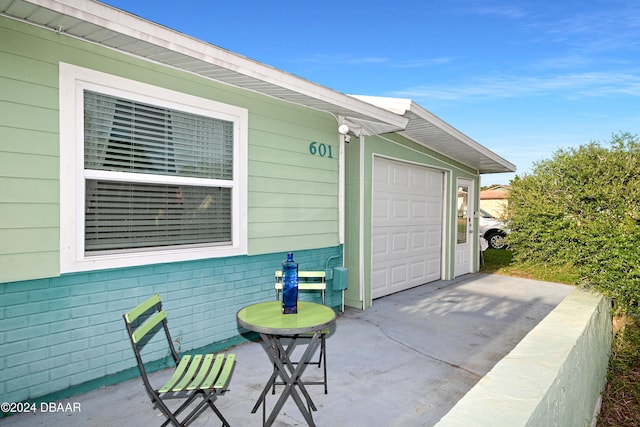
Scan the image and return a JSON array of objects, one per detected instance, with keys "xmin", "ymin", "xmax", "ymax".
[{"xmin": 252, "ymin": 332, "xmax": 322, "ymax": 427}]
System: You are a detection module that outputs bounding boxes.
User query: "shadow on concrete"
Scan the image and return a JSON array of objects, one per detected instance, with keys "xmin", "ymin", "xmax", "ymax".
[{"xmin": 0, "ymin": 273, "xmax": 573, "ymax": 427}]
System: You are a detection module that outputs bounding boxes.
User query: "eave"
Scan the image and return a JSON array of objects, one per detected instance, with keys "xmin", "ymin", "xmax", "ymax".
[
  {"xmin": 0, "ymin": 0, "xmax": 408, "ymax": 133},
  {"xmin": 352, "ymin": 96, "xmax": 516, "ymax": 174}
]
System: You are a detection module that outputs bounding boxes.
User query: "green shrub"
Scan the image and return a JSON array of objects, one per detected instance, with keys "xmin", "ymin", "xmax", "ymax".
[{"xmin": 507, "ymin": 132, "xmax": 640, "ymax": 313}]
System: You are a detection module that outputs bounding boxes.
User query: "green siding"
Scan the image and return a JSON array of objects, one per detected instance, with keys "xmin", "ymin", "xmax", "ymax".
[
  {"xmin": 1, "ymin": 176, "xmax": 58, "ymax": 205},
  {"xmin": 247, "ymin": 116, "xmax": 340, "ymax": 254},
  {"xmin": 0, "ymin": 16, "xmax": 339, "ymax": 282},
  {"xmin": 343, "ymin": 136, "xmax": 363, "ymax": 309},
  {"xmin": 1, "ymin": 151, "xmax": 58, "ymax": 179}
]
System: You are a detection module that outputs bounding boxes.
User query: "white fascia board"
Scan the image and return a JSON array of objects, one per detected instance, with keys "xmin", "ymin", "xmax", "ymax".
[
  {"xmin": 27, "ymin": 0, "xmax": 407, "ymax": 130},
  {"xmin": 408, "ymin": 102, "xmax": 515, "ymax": 171},
  {"xmin": 353, "ymin": 94, "xmax": 515, "ymax": 172},
  {"xmin": 350, "ymin": 95, "xmax": 413, "ymax": 115}
]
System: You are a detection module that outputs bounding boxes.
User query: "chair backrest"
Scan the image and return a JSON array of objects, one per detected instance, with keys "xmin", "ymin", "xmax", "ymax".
[
  {"xmin": 275, "ymin": 270, "xmax": 326, "ymax": 304},
  {"xmin": 123, "ymin": 294, "xmax": 180, "ymax": 380}
]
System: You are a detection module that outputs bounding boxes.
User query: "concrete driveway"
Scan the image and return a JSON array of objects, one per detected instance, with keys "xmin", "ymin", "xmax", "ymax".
[{"xmin": 0, "ymin": 273, "xmax": 573, "ymax": 427}]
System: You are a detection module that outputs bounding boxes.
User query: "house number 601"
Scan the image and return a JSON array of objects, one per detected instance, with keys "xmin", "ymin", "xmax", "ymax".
[{"xmin": 309, "ymin": 141, "xmax": 334, "ymax": 158}]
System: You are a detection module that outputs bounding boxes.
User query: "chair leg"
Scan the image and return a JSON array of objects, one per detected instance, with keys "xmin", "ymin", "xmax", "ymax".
[
  {"xmin": 316, "ymin": 337, "xmax": 323, "ymax": 367},
  {"xmin": 272, "ymin": 358, "xmax": 277, "ymax": 395},
  {"xmin": 271, "ymin": 335, "xmax": 328, "ymax": 394},
  {"xmin": 156, "ymin": 396, "xmax": 184, "ymax": 427},
  {"xmin": 156, "ymin": 391, "xmax": 229, "ymax": 427},
  {"xmin": 207, "ymin": 398, "xmax": 231, "ymax": 427},
  {"xmin": 321, "ymin": 335, "xmax": 327, "ymax": 394}
]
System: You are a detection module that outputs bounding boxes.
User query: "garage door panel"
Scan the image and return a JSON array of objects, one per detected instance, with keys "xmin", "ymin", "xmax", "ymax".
[
  {"xmin": 411, "ymin": 169, "xmax": 429, "ymax": 190},
  {"xmin": 427, "ymin": 258, "xmax": 441, "ymax": 276},
  {"xmin": 372, "ymin": 267, "xmax": 387, "ymax": 294},
  {"xmin": 374, "ymin": 198, "xmax": 436, "ymax": 225},
  {"xmin": 374, "ymin": 255, "xmax": 439, "ymax": 295},
  {"xmin": 373, "ymin": 157, "xmax": 443, "ymax": 299},
  {"xmin": 428, "ymin": 200, "xmax": 443, "ymax": 219},
  {"xmin": 374, "ymin": 226, "xmax": 435, "ymax": 247},
  {"xmin": 374, "ymin": 161, "xmax": 390, "ymax": 185},
  {"xmin": 410, "ymin": 260, "xmax": 426, "ymax": 280},
  {"xmin": 412, "ymin": 231, "xmax": 427, "ymax": 250},
  {"xmin": 391, "ymin": 233, "xmax": 409, "ymax": 252},
  {"xmin": 372, "ymin": 234, "xmax": 389, "ymax": 256},
  {"xmin": 373, "ymin": 227, "xmax": 433, "ymax": 255},
  {"xmin": 373, "ymin": 198, "xmax": 389, "ymax": 218},
  {"xmin": 392, "ymin": 167, "xmax": 409, "ymax": 187},
  {"xmin": 412, "ymin": 200, "xmax": 427, "ymax": 219},
  {"xmin": 390, "ymin": 264, "xmax": 408, "ymax": 286},
  {"xmin": 392, "ymin": 199, "xmax": 410, "ymax": 220},
  {"xmin": 428, "ymin": 230, "xmax": 442, "ymax": 248}
]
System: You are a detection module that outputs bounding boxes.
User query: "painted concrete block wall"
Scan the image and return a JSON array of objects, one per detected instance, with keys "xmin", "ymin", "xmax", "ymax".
[
  {"xmin": 435, "ymin": 288, "xmax": 612, "ymax": 427},
  {"xmin": 0, "ymin": 246, "xmax": 343, "ymax": 404}
]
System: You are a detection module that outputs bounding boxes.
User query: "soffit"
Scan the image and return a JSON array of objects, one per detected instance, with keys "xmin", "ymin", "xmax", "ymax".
[
  {"xmin": 0, "ymin": 0, "xmax": 407, "ymax": 133},
  {"xmin": 1, "ymin": 0, "xmax": 514, "ymax": 174},
  {"xmin": 352, "ymin": 96, "xmax": 516, "ymax": 174}
]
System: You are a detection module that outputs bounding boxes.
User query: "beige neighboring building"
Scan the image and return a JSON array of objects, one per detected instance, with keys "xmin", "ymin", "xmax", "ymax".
[{"xmin": 480, "ymin": 185, "xmax": 511, "ymax": 218}]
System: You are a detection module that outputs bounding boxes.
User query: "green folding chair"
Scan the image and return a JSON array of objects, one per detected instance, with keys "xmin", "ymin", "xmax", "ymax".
[{"xmin": 123, "ymin": 294, "xmax": 235, "ymax": 427}]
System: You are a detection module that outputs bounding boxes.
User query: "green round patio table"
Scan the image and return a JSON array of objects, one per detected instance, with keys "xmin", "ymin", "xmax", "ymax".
[
  {"xmin": 237, "ymin": 300, "xmax": 336, "ymax": 427},
  {"xmin": 237, "ymin": 300, "xmax": 335, "ymax": 335}
]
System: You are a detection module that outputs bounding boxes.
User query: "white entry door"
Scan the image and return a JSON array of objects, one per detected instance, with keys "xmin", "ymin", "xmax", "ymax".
[
  {"xmin": 372, "ymin": 157, "xmax": 444, "ymax": 299},
  {"xmin": 454, "ymin": 178, "xmax": 474, "ymax": 277}
]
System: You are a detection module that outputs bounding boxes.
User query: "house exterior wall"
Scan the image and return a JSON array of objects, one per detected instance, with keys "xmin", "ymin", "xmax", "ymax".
[
  {"xmin": 0, "ymin": 16, "xmax": 341, "ymax": 283},
  {"xmin": 343, "ymin": 132, "xmax": 480, "ymax": 309},
  {"xmin": 0, "ymin": 16, "xmax": 343, "ymax": 403},
  {"xmin": 0, "ymin": 248, "xmax": 343, "ymax": 405}
]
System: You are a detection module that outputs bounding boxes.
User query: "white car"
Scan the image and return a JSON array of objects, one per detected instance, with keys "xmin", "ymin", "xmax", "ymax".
[{"xmin": 479, "ymin": 209, "xmax": 508, "ymax": 249}]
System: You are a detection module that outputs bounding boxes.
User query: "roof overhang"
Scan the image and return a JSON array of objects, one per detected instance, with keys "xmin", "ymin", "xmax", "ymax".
[
  {"xmin": 1, "ymin": 0, "xmax": 514, "ymax": 174},
  {"xmin": 352, "ymin": 96, "xmax": 516, "ymax": 174},
  {"xmin": 0, "ymin": 0, "xmax": 407, "ymax": 132}
]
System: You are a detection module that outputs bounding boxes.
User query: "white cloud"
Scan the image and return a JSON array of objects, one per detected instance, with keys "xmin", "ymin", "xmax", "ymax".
[
  {"xmin": 300, "ymin": 54, "xmax": 390, "ymax": 65},
  {"xmin": 298, "ymin": 54, "xmax": 454, "ymax": 69},
  {"xmin": 391, "ymin": 57, "xmax": 456, "ymax": 68},
  {"xmin": 450, "ymin": 0, "xmax": 528, "ymax": 20},
  {"xmin": 528, "ymin": 3, "xmax": 640, "ymax": 53},
  {"xmin": 471, "ymin": 5, "xmax": 527, "ymax": 19},
  {"xmin": 392, "ymin": 71, "xmax": 640, "ymax": 101}
]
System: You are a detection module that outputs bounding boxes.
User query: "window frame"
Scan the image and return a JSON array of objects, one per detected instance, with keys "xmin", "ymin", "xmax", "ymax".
[{"xmin": 60, "ymin": 63, "xmax": 248, "ymax": 273}]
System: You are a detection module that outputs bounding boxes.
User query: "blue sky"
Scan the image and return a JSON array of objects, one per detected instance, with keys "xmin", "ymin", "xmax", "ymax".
[{"xmin": 102, "ymin": 0, "xmax": 640, "ymax": 185}]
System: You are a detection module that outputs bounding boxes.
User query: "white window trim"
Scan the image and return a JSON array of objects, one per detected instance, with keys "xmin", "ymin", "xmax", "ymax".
[{"xmin": 59, "ymin": 63, "xmax": 248, "ymax": 273}]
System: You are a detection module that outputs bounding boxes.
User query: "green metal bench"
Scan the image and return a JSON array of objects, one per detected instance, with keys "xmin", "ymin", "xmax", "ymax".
[{"xmin": 123, "ymin": 294, "xmax": 235, "ymax": 426}]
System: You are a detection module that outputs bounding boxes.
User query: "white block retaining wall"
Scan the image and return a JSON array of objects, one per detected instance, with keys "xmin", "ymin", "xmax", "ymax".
[{"xmin": 436, "ymin": 288, "xmax": 612, "ymax": 427}]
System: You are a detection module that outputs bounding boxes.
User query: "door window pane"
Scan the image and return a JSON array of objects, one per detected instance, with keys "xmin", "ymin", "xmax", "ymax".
[{"xmin": 457, "ymin": 185, "xmax": 468, "ymax": 244}]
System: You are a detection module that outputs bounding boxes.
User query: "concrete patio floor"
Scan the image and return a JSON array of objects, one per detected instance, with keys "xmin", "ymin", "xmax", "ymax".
[{"xmin": 1, "ymin": 273, "xmax": 574, "ymax": 427}]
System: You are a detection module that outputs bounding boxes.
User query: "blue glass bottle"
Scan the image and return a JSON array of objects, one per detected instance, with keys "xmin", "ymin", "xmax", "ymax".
[{"xmin": 282, "ymin": 252, "xmax": 298, "ymax": 314}]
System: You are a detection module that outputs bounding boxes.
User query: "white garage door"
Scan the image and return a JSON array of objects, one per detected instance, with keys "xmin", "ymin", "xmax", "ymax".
[{"xmin": 372, "ymin": 157, "xmax": 444, "ymax": 299}]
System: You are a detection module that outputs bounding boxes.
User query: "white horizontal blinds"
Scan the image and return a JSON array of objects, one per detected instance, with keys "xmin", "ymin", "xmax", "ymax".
[
  {"xmin": 83, "ymin": 91, "xmax": 234, "ymax": 254},
  {"xmin": 84, "ymin": 91, "xmax": 234, "ymax": 178},
  {"xmin": 85, "ymin": 182, "xmax": 232, "ymax": 252}
]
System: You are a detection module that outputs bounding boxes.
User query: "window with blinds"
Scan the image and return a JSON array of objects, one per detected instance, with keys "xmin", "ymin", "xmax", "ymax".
[{"xmin": 83, "ymin": 90, "xmax": 234, "ymax": 254}]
